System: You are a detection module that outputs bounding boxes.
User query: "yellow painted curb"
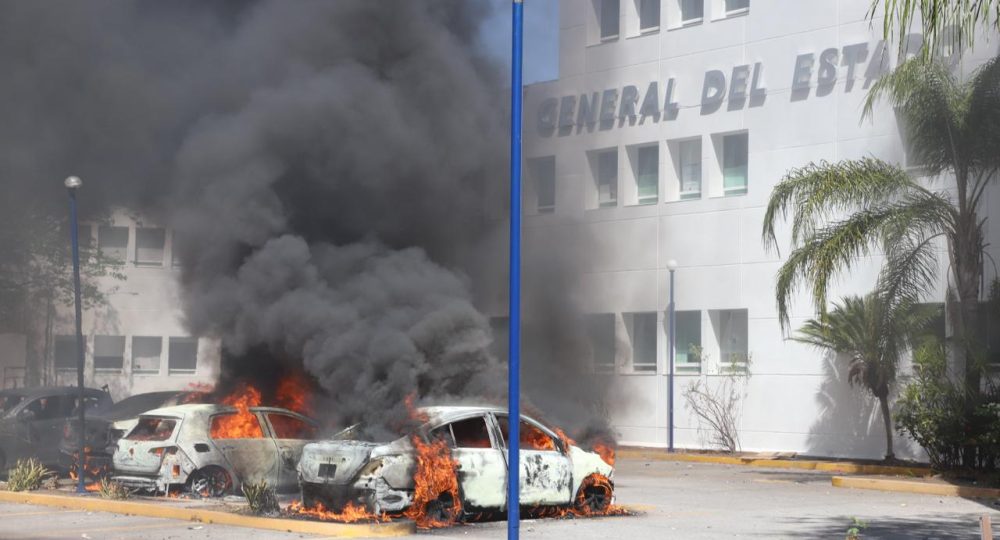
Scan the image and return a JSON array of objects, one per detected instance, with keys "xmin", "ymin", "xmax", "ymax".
[
  {"xmin": 617, "ymin": 449, "xmax": 932, "ymax": 477},
  {"xmin": 0, "ymin": 490, "xmax": 415, "ymax": 537},
  {"xmin": 831, "ymin": 476, "xmax": 1000, "ymax": 498}
]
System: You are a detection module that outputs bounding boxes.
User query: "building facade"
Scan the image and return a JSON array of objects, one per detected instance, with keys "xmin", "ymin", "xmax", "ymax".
[
  {"xmin": 0, "ymin": 210, "xmax": 221, "ymax": 400},
  {"xmin": 519, "ymin": 0, "xmax": 1000, "ymax": 459}
]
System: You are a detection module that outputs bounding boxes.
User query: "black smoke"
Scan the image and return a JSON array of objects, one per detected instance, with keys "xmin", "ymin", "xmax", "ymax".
[{"xmin": 0, "ymin": 1, "xmax": 615, "ymax": 438}]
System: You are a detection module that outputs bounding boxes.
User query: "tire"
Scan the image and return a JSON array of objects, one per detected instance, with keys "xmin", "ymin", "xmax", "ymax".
[
  {"xmin": 574, "ymin": 474, "xmax": 613, "ymax": 515},
  {"xmin": 187, "ymin": 466, "xmax": 233, "ymax": 498},
  {"xmin": 424, "ymin": 491, "xmax": 462, "ymax": 524}
]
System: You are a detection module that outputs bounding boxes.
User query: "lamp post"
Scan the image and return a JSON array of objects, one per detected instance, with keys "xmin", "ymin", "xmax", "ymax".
[
  {"xmin": 666, "ymin": 259, "xmax": 677, "ymax": 453},
  {"xmin": 507, "ymin": 1, "xmax": 524, "ymax": 539},
  {"xmin": 64, "ymin": 175, "xmax": 87, "ymax": 494}
]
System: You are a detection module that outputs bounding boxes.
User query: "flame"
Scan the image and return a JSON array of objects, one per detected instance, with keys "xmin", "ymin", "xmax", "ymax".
[
  {"xmin": 180, "ymin": 382, "xmax": 213, "ymax": 404},
  {"xmin": 68, "ymin": 451, "xmax": 107, "ymax": 492},
  {"xmin": 523, "ymin": 426, "xmax": 557, "ymax": 451},
  {"xmin": 211, "ymin": 383, "xmax": 263, "ymax": 439},
  {"xmin": 554, "ymin": 428, "xmax": 576, "ymax": 451},
  {"xmin": 288, "ymin": 500, "xmax": 386, "ymax": 523},
  {"xmin": 276, "ymin": 372, "xmax": 313, "ymax": 415},
  {"xmin": 403, "ymin": 433, "xmax": 462, "ymax": 528},
  {"xmin": 593, "ymin": 442, "xmax": 615, "ymax": 466}
]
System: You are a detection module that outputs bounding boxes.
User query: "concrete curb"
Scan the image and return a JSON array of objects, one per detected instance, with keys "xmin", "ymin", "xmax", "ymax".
[
  {"xmin": 0, "ymin": 490, "xmax": 415, "ymax": 537},
  {"xmin": 618, "ymin": 448, "xmax": 932, "ymax": 477},
  {"xmin": 831, "ymin": 476, "xmax": 1000, "ymax": 498}
]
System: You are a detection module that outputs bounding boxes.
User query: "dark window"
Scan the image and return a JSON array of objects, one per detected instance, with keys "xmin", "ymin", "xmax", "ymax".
[
  {"xmin": 135, "ymin": 228, "xmax": 165, "ymax": 266},
  {"xmin": 600, "ymin": 0, "xmax": 620, "ymax": 39},
  {"xmin": 126, "ymin": 417, "xmax": 177, "ymax": 441},
  {"xmin": 132, "ymin": 336, "xmax": 162, "ymax": 374},
  {"xmin": 94, "ymin": 335, "xmax": 125, "ymax": 371},
  {"xmin": 587, "ymin": 313, "xmax": 616, "ymax": 372},
  {"xmin": 639, "ymin": 0, "xmax": 660, "ymax": 30},
  {"xmin": 98, "ymin": 226, "xmax": 129, "ymax": 261},
  {"xmin": 268, "ymin": 413, "xmax": 317, "ymax": 439},
  {"xmin": 168, "ymin": 337, "xmax": 197, "ymax": 373},
  {"xmin": 530, "ymin": 157, "xmax": 556, "ymax": 213},
  {"xmin": 448, "ymin": 417, "xmax": 492, "ymax": 449},
  {"xmin": 26, "ymin": 396, "xmax": 74, "ymax": 420},
  {"xmin": 54, "ymin": 335, "xmax": 77, "ymax": 370}
]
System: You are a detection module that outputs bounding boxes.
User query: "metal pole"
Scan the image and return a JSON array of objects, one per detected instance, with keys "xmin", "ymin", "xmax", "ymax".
[
  {"xmin": 668, "ymin": 268, "xmax": 675, "ymax": 452},
  {"xmin": 508, "ymin": 1, "xmax": 523, "ymax": 539},
  {"xmin": 65, "ymin": 176, "xmax": 86, "ymax": 494}
]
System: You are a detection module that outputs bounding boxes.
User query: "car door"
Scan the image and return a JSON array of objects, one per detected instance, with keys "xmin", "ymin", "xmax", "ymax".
[
  {"xmin": 261, "ymin": 411, "xmax": 318, "ymax": 491},
  {"xmin": 495, "ymin": 414, "xmax": 573, "ymax": 506},
  {"xmin": 430, "ymin": 414, "xmax": 507, "ymax": 510},
  {"xmin": 25, "ymin": 395, "xmax": 75, "ymax": 466},
  {"xmin": 209, "ymin": 411, "xmax": 279, "ymax": 487}
]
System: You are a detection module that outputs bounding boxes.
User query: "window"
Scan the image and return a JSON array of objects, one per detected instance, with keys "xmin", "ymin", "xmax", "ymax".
[
  {"xmin": 496, "ymin": 416, "xmax": 558, "ymax": 452},
  {"xmin": 135, "ymin": 227, "xmax": 165, "ymax": 266},
  {"xmin": 448, "ymin": 416, "xmax": 492, "ymax": 449},
  {"xmin": 25, "ymin": 396, "xmax": 74, "ymax": 420},
  {"xmin": 530, "ymin": 157, "xmax": 556, "ymax": 214},
  {"xmin": 171, "ymin": 230, "xmax": 183, "ymax": 267},
  {"xmin": 211, "ymin": 412, "xmax": 263, "ymax": 439},
  {"xmin": 675, "ymin": 311, "xmax": 702, "ymax": 372},
  {"xmin": 98, "ymin": 226, "xmax": 128, "ymax": 262},
  {"xmin": 625, "ymin": 312, "xmax": 657, "ymax": 373},
  {"xmin": 93, "ymin": 335, "xmax": 125, "ymax": 371},
  {"xmin": 677, "ymin": 139, "xmax": 702, "ymax": 200},
  {"xmin": 594, "ymin": 149, "xmax": 618, "ymax": 208},
  {"xmin": 268, "ymin": 414, "xmax": 317, "ymax": 439},
  {"xmin": 126, "ymin": 417, "xmax": 177, "ymax": 441},
  {"xmin": 680, "ymin": 0, "xmax": 703, "ymax": 23},
  {"xmin": 722, "ymin": 133, "xmax": 748, "ymax": 196},
  {"xmin": 725, "ymin": 0, "xmax": 749, "ymax": 15},
  {"xmin": 716, "ymin": 309, "xmax": 748, "ymax": 366},
  {"xmin": 634, "ymin": 145, "xmax": 658, "ymax": 205},
  {"xmin": 600, "ymin": 0, "xmax": 620, "ymax": 39},
  {"xmin": 587, "ymin": 313, "xmax": 616, "ymax": 372},
  {"xmin": 54, "ymin": 335, "xmax": 77, "ymax": 370},
  {"xmin": 168, "ymin": 337, "xmax": 198, "ymax": 374},
  {"xmin": 132, "ymin": 336, "xmax": 162, "ymax": 374},
  {"xmin": 639, "ymin": 0, "xmax": 660, "ymax": 30}
]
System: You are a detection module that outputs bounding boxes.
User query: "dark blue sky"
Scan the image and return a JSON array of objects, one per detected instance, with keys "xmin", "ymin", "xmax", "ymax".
[{"xmin": 479, "ymin": 0, "xmax": 559, "ymax": 84}]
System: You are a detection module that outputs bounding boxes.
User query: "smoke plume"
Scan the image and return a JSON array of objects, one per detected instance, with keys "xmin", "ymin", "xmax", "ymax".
[{"xmin": 0, "ymin": 1, "xmax": 614, "ymax": 437}]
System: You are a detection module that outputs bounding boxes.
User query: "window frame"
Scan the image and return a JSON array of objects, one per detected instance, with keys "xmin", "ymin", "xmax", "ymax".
[
  {"xmin": 529, "ymin": 156, "xmax": 556, "ymax": 214},
  {"xmin": 53, "ymin": 335, "xmax": 78, "ymax": 371},
  {"xmin": 721, "ymin": 132, "xmax": 748, "ymax": 197},
  {"xmin": 131, "ymin": 336, "xmax": 163, "ymax": 375},
  {"xmin": 600, "ymin": 0, "xmax": 621, "ymax": 41},
  {"xmin": 592, "ymin": 148, "xmax": 619, "ymax": 209},
  {"xmin": 638, "ymin": 0, "xmax": 661, "ymax": 32},
  {"xmin": 93, "ymin": 335, "xmax": 125, "ymax": 372},
  {"xmin": 624, "ymin": 312, "xmax": 658, "ymax": 373},
  {"xmin": 674, "ymin": 310, "xmax": 702, "ymax": 373},
  {"xmin": 679, "ymin": 0, "xmax": 704, "ymax": 25},
  {"xmin": 134, "ymin": 227, "xmax": 166, "ymax": 267},
  {"xmin": 723, "ymin": 0, "xmax": 749, "ymax": 17},
  {"xmin": 167, "ymin": 337, "xmax": 198, "ymax": 375},
  {"xmin": 97, "ymin": 225, "xmax": 129, "ymax": 262},
  {"xmin": 677, "ymin": 138, "xmax": 703, "ymax": 200},
  {"xmin": 633, "ymin": 144, "xmax": 659, "ymax": 206}
]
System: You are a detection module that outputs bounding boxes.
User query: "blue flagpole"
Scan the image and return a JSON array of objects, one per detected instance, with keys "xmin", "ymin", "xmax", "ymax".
[{"xmin": 507, "ymin": 1, "xmax": 523, "ymax": 539}]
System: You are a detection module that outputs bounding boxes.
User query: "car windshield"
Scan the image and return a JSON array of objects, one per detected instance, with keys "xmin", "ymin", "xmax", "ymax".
[
  {"xmin": 0, "ymin": 394, "xmax": 23, "ymax": 417},
  {"xmin": 125, "ymin": 417, "xmax": 177, "ymax": 441},
  {"xmin": 107, "ymin": 392, "xmax": 179, "ymax": 421},
  {"xmin": 333, "ymin": 422, "xmax": 409, "ymax": 443}
]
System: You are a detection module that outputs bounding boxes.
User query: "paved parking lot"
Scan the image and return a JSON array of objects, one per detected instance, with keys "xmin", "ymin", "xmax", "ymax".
[{"xmin": 1, "ymin": 458, "xmax": 998, "ymax": 539}]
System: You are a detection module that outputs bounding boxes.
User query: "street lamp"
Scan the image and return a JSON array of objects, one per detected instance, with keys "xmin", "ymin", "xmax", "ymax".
[
  {"xmin": 64, "ymin": 176, "xmax": 87, "ymax": 494},
  {"xmin": 666, "ymin": 259, "xmax": 677, "ymax": 453},
  {"xmin": 507, "ymin": 2, "xmax": 524, "ymax": 539}
]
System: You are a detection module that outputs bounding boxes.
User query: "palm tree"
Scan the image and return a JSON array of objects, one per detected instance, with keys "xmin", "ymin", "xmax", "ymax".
[
  {"xmin": 869, "ymin": 0, "xmax": 1000, "ymax": 59},
  {"xmin": 762, "ymin": 55, "xmax": 1000, "ymax": 395},
  {"xmin": 794, "ymin": 295, "xmax": 930, "ymax": 460}
]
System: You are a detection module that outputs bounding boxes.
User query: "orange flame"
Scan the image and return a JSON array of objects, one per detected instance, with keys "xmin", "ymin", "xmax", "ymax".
[
  {"xmin": 276, "ymin": 372, "xmax": 313, "ymax": 416},
  {"xmin": 403, "ymin": 434, "xmax": 462, "ymax": 528},
  {"xmin": 68, "ymin": 451, "xmax": 107, "ymax": 492},
  {"xmin": 210, "ymin": 384, "xmax": 263, "ymax": 439},
  {"xmin": 288, "ymin": 500, "xmax": 386, "ymax": 523}
]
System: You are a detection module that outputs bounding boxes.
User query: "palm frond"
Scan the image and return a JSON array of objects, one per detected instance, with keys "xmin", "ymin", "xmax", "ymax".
[
  {"xmin": 967, "ymin": 55, "xmax": 1000, "ymax": 175},
  {"xmin": 863, "ymin": 57, "xmax": 965, "ymax": 176},
  {"xmin": 762, "ymin": 158, "xmax": 915, "ymax": 254},
  {"xmin": 869, "ymin": 0, "xmax": 1000, "ymax": 59}
]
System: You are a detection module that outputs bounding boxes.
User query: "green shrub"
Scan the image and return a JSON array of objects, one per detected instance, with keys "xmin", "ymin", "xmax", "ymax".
[
  {"xmin": 6, "ymin": 458, "xmax": 54, "ymax": 492},
  {"xmin": 241, "ymin": 479, "xmax": 279, "ymax": 516},
  {"xmin": 97, "ymin": 478, "xmax": 132, "ymax": 500},
  {"xmin": 895, "ymin": 342, "xmax": 1000, "ymax": 470}
]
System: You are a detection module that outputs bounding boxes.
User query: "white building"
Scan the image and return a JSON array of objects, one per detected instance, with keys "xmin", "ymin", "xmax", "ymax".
[
  {"xmin": 518, "ymin": 0, "xmax": 1000, "ymax": 459},
  {"xmin": 9, "ymin": 211, "xmax": 222, "ymax": 400}
]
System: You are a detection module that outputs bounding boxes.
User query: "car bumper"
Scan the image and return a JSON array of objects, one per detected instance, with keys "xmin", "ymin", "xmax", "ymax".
[
  {"xmin": 301, "ymin": 478, "xmax": 412, "ymax": 514},
  {"xmin": 112, "ymin": 474, "xmax": 168, "ymax": 492}
]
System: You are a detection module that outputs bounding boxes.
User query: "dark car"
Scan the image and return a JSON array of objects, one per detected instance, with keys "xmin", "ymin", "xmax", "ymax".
[
  {"xmin": 0, "ymin": 386, "xmax": 113, "ymax": 472},
  {"xmin": 59, "ymin": 391, "xmax": 205, "ymax": 472}
]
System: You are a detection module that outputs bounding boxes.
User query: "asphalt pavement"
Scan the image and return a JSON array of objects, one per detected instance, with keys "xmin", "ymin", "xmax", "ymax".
[{"xmin": 1, "ymin": 458, "xmax": 998, "ymax": 539}]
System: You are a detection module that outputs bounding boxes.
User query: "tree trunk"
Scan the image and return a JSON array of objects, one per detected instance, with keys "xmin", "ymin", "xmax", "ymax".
[
  {"xmin": 950, "ymin": 206, "xmax": 985, "ymax": 399},
  {"xmin": 878, "ymin": 393, "xmax": 895, "ymax": 461}
]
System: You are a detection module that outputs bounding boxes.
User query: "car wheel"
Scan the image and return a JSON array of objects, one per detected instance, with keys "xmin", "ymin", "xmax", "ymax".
[
  {"xmin": 188, "ymin": 466, "xmax": 232, "ymax": 498},
  {"xmin": 424, "ymin": 491, "xmax": 462, "ymax": 524},
  {"xmin": 574, "ymin": 474, "xmax": 613, "ymax": 514}
]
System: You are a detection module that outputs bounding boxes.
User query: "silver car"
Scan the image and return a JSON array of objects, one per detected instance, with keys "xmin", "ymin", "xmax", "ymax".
[
  {"xmin": 297, "ymin": 406, "xmax": 614, "ymax": 519},
  {"xmin": 113, "ymin": 403, "xmax": 317, "ymax": 495}
]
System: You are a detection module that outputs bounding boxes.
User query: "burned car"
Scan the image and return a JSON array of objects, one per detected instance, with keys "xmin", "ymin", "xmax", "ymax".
[
  {"xmin": 297, "ymin": 406, "xmax": 614, "ymax": 518},
  {"xmin": 0, "ymin": 386, "xmax": 113, "ymax": 472},
  {"xmin": 112, "ymin": 403, "xmax": 317, "ymax": 495}
]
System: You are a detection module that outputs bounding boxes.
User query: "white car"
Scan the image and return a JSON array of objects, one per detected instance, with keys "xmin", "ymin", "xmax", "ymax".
[
  {"xmin": 113, "ymin": 403, "xmax": 318, "ymax": 495},
  {"xmin": 297, "ymin": 406, "xmax": 614, "ymax": 520}
]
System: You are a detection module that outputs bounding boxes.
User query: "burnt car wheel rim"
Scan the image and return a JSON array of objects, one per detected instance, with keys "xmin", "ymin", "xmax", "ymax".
[
  {"xmin": 189, "ymin": 467, "xmax": 231, "ymax": 497},
  {"xmin": 425, "ymin": 492, "xmax": 460, "ymax": 523}
]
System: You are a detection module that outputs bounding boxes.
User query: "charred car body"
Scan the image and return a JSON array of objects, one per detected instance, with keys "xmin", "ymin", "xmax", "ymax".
[
  {"xmin": 298, "ymin": 406, "xmax": 614, "ymax": 517},
  {"xmin": 113, "ymin": 403, "xmax": 317, "ymax": 495},
  {"xmin": 0, "ymin": 387, "xmax": 112, "ymax": 472}
]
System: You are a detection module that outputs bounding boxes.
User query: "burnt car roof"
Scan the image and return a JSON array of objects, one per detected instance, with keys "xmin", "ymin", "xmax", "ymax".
[
  {"xmin": 139, "ymin": 402, "xmax": 315, "ymax": 421},
  {"xmin": 0, "ymin": 386, "xmax": 109, "ymax": 398}
]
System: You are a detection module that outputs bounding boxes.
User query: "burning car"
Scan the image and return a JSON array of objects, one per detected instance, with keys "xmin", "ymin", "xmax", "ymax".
[
  {"xmin": 112, "ymin": 403, "xmax": 318, "ymax": 495},
  {"xmin": 297, "ymin": 406, "xmax": 614, "ymax": 522}
]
